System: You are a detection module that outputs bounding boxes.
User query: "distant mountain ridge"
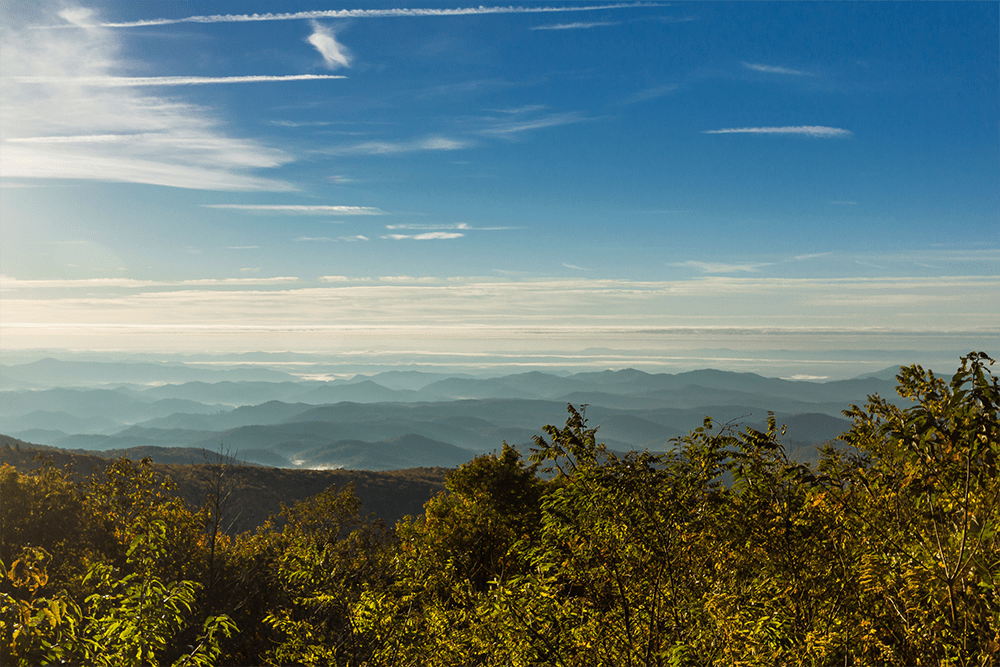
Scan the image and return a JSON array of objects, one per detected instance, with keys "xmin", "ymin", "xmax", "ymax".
[{"xmin": 1, "ymin": 362, "xmax": 904, "ymax": 470}]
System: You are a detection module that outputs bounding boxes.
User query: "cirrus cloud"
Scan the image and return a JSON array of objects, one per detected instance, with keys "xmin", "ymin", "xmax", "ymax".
[
  {"xmin": 382, "ymin": 232, "xmax": 464, "ymax": 240},
  {"xmin": 743, "ymin": 62, "xmax": 811, "ymax": 76},
  {"xmin": 203, "ymin": 204, "xmax": 385, "ymax": 215},
  {"xmin": 1, "ymin": 6, "xmax": 303, "ymax": 191},
  {"xmin": 703, "ymin": 126, "xmax": 852, "ymax": 138}
]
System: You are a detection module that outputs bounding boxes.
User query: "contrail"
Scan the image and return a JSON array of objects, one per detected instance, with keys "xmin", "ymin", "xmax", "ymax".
[
  {"xmin": 80, "ymin": 4, "xmax": 658, "ymax": 28},
  {"xmin": 703, "ymin": 126, "xmax": 852, "ymax": 138}
]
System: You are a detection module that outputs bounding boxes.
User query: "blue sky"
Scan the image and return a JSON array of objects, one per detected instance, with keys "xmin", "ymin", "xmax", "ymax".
[{"xmin": 1, "ymin": 2, "xmax": 997, "ymax": 372}]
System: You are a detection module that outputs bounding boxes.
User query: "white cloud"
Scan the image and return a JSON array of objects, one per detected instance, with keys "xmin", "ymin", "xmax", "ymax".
[
  {"xmin": 0, "ymin": 7, "xmax": 298, "ymax": 190},
  {"xmin": 421, "ymin": 137, "xmax": 467, "ymax": 150},
  {"xmin": 703, "ymin": 126, "xmax": 852, "ymax": 138},
  {"xmin": 13, "ymin": 74, "xmax": 345, "ymax": 86},
  {"xmin": 378, "ymin": 276, "xmax": 441, "ymax": 283},
  {"xmin": 385, "ymin": 222, "xmax": 519, "ymax": 231},
  {"xmin": 57, "ymin": 7, "xmax": 97, "ymax": 27},
  {"xmin": 324, "ymin": 112, "xmax": 579, "ymax": 157},
  {"xmin": 671, "ymin": 261, "xmax": 772, "ymax": 273},
  {"xmin": 0, "ymin": 275, "xmax": 299, "ymax": 288},
  {"xmin": 486, "ymin": 105, "xmax": 547, "ymax": 114},
  {"xmin": 271, "ymin": 120, "xmax": 332, "ymax": 127},
  {"xmin": 330, "ymin": 136, "xmax": 471, "ymax": 155},
  {"xmin": 382, "ymin": 232, "xmax": 464, "ymax": 240},
  {"xmin": 793, "ymin": 252, "xmax": 832, "ymax": 261},
  {"xmin": 227, "ymin": 245, "xmax": 260, "ymax": 249},
  {"xmin": 204, "ymin": 204, "xmax": 385, "ymax": 215},
  {"xmin": 295, "ymin": 235, "xmax": 369, "ymax": 242},
  {"xmin": 744, "ymin": 62, "xmax": 810, "ymax": 76},
  {"xmin": 4, "ymin": 276, "xmax": 995, "ymax": 340},
  {"xmin": 318, "ymin": 275, "xmax": 372, "ymax": 282},
  {"xmin": 84, "ymin": 4, "xmax": 651, "ymax": 28},
  {"xmin": 480, "ymin": 112, "xmax": 584, "ymax": 137},
  {"xmin": 620, "ymin": 84, "xmax": 677, "ymax": 105},
  {"xmin": 563, "ymin": 263, "xmax": 588, "ymax": 271},
  {"xmin": 386, "ymin": 223, "xmax": 470, "ymax": 230},
  {"xmin": 531, "ymin": 21, "xmax": 620, "ymax": 30},
  {"xmin": 307, "ymin": 21, "xmax": 351, "ymax": 69}
]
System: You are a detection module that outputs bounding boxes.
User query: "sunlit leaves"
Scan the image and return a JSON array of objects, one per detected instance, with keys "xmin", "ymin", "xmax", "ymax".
[{"xmin": 3, "ymin": 353, "xmax": 997, "ymax": 665}]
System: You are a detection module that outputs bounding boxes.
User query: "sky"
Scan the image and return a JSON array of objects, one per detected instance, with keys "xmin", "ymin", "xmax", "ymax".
[{"xmin": 1, "ymin": 2, "xmax": 997, "ymax": 377}]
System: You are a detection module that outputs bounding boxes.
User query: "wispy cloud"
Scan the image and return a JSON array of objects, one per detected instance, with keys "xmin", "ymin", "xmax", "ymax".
[
  {"xmin": 793, "ymin": 252, "xmax": 833, "ymax": 261},
  {"xmin": 270, "ymin": 120, "xmax": 332, "ymax": 127},
  {"xmin": 295, "ymin": 235, "xmax": 369, "ymax": 242},
  {"xmin": 13, "ymin": 74, "xmax": 346, "ymax": 86},
  {"xmin": 703, "ymin": 126, "xmax": 852, "ymax": 138},
  {"xmin": 204, "ymin": 204, "xmax": 385, "ymax": 215},
  {"xmin": 744, "ymin": 62, "xmax": 810, "ymax": 76},
  {"xmin": 563, "ymin": 263, "xmax": 588, "ymax": 270},
  {"xmin": 318, "ymin": 275, "xmax": 372, "ymax": 282},
  {"xmin": 5, "ymin": 276, "xmax": 995, "ymax": 342},
  {"xmin": 1, "ymin": 7, "xmax": 297, "ymax": 191},
  {"xmin": 81, "ymin": 5, "xmax": 655, "ymax": 28},
  {"xmin": 480, "ymin": 112, "xmax": 584, "ymax": 137},
  {"xmin": 329, "ymin": 136, "xmax": 471, "ymax": 155},
  {"xmin": 382, "ymin": 232, "xmax": 465, "ymax": 240},
  {"xmin": 307, "ymin": 21, "xmax": 351, "ymax": 69},
  {"xmin": 531, "ymin": 21, "xmax": 620, "ymax": 30},
  {"xmin": 385, "ymin": 222, "xmax": 518, "ymax": 231},
  {"xmin": 378, "ymin": 276, "xmax": 442, "ymax": 283},
  {"xmin": 1, "ymin": 276, "xmax": 299, "ymax": 288},
  {"xmin": 486, "ymin": 105, "xmax": 547, "ymax": 114},
  {"xmin": 620, "ymin": 84, "xmax": 677, "ymax": 105},
  {"xmin": 671, "ymin": 261, "xmax": 772, "ymax": 273},
  {"xmin": 227, "ymin": 245, "xmax": 260, "ymax": 250}
]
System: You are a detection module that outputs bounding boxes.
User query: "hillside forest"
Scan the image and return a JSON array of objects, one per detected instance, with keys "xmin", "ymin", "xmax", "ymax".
[{"xmin": 1, "ymin": 353, "xmax": 998, "ymax": 666}]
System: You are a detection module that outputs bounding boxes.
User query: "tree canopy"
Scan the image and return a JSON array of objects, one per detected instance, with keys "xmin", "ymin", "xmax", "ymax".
[{"xmin": 2, "ymin": 352, "xmax": 997, "ymax": 665}]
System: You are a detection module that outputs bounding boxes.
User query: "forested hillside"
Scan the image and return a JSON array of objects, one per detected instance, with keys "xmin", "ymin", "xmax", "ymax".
[
  {"xmin": 0, "ymin": 440, "xmax": 448, "ymax": 535},
  {"xmin": 2, "ymin": 354, "xmax": 997, "ymax": 665},
  {"xmin": 1, "ymin": 364, "xmax": 897, "ymax": 469}
]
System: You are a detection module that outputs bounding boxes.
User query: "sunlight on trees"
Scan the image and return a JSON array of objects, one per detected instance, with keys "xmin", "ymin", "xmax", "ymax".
[{"xmin": 1, "ymin": 353, "xmax": 996, "ymax": 665}]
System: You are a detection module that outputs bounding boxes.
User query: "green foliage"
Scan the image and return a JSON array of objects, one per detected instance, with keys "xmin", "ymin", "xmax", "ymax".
[
  {"xmin": 825, "ymin": 351, "xmax": 1000, "ymax": 664},
  {"xmin": 0, "ymin": 460, "xmax": 114, "ymax": 592},
  {"xmin": 78, "ymin": 518, "xmax": 236, "ymax": 667},
  {"xmin": 1, "ymin": 546, "xmax": 82, "ymax": 665},
  {"xmin": 224, "ymin": 483, "xmax": 395, "ymax": 665},
  {"xmin": 1, "ymin": 459, "xmax": 232, "ymax": 666},
  {"xmin": 5, "ymin": 353, "xmax": 996, "ymax": 666},
  {"xmin": 354, "ymin": 444, "xmax": 545, "ymax": 664},
  {"xmin": 85, "ymin": 458, "xmax": 206, "ymax": 583},
  {"xmin": 355, "ymin": 353, "xmax": 999, "ymax": 666}
]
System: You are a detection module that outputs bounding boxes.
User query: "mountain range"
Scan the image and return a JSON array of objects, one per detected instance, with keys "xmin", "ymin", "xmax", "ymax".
[{"xmin": 0, "ymin": 359, "xmax": 912, "ymax": 470}]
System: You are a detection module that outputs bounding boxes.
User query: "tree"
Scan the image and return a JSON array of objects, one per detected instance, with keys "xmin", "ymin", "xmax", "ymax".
[
  {"xmin": 355, "ymin": 444, "xmax": 545, "ymax": 665},
  {"xmin": 826, "ymin": 351, "xmax": 1000, "ymax": 663},
  {"xmin": 218, "ymin": 483, "xmax": 394, "ymax": 665},
  {"xmin": 196, "ymin": 447, "xmax": 245, "ymax": 603}
]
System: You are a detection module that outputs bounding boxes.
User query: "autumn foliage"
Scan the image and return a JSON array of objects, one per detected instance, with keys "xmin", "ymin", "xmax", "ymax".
[{"xmin": 2, "ymin": 353, "xmax": 997, "ymax": 665}]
